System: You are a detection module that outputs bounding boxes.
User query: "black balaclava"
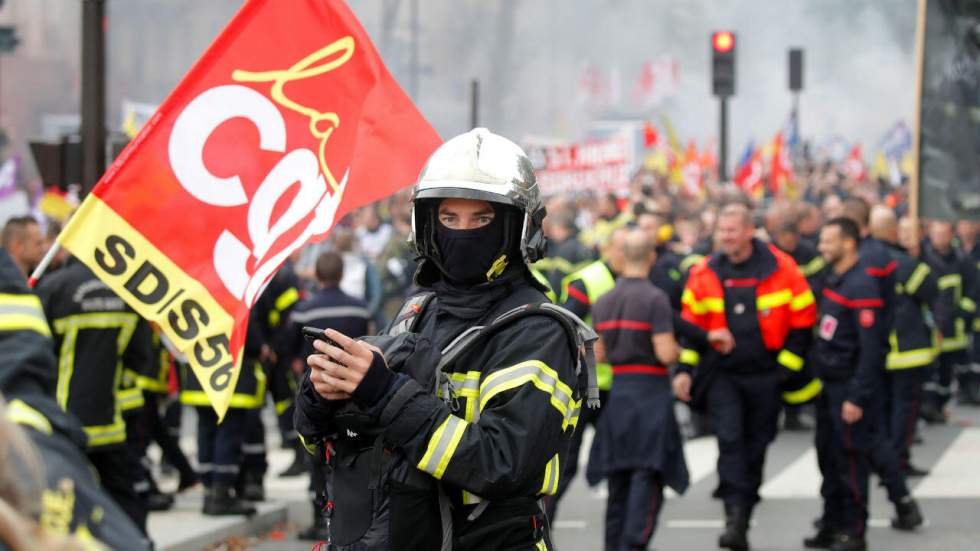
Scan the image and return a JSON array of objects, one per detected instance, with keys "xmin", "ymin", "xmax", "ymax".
[{"xmin": 434, "ymin": 205, "xmax": 510, "ymax": 285}]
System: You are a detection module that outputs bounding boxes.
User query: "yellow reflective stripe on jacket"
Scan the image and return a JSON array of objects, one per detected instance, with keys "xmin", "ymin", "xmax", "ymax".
[
  {"xmin": 974, "ymin": 317, "xmax": 980, "ymax": 332},
  {"xmin": 905, "ymin": 263, "xmax": 930, "ymax": 295},
  {"xmin": 535, "ymin": 539, "xmax": 549, "ymax": 551},
  {"xmin": 478, "ymin": 360, "xmax": 578, "ymax": 430},
  {"xmin": 461, "ymin": 490, "xmax": 483, "ymax": 505},
  {"xmin": 680, "ymin": 348, "xmax": 700, "ymax": 366},
  {"xmin": 777, "ymin": 349, "xmax": 805, "ymax": 372},
  {"xmin": 540, "ymin": 453, "xmax": 560, "ymax": 496},
  {"xmin": 52, "ymin": 313, "xmax": 138, "ymax": 412},
  {"xmin": 940, "ymin": 318, "xmax": 969, "ymax": 352},
  {"xmin": 790, "ymin": 289, "xmax": 815, "ymax": 311},
  {"xmin": 275, "ymin": 397, "xmax": 293, "ymax": 415},
  {"xmin": 84, "ymin": 419, "xmax": 126, "ymax": 447},
  {"xmin": 268, "ymin": 287, "xmax": 300, "ymax": 327},
  {"xmin": 298, "ymin": 433, "xmax": 317, "ymax": 456},
  {"xmin": 962, "ymin": 297, "xmax": 977, "ymax": 313},
  {"xmin": 533, "ymin": 257, "xmax": 589, "ymax": 276},
  {"xmin": 938, "ymin": 274, "xmax": 963, "ymax": 302},
  {"xmin": 782, "ymin": 378, "xmax": 822, "ymax": 404},
  {"xmin": 6, "ymin": 399, "xmax": 52, "ymax": 435},
  {"xmin": 681, "ymin": 288, "xmax": 725, "ymax": 315},
  {"xmin": 417, "ymin": 414, "xmax": 468, "ymax": 479},
  {"xmin": 0, "ymin": 293, "xmax": 51, "ymax": 337},
  {"xmin": 886, "ymin": 331, "xmax": 935, "ymax": 370},
  {"xmin": 757, "ymin": 289, "xmax": 793, "ymax": 311},
  {"xmin": 117, "ymin": 386, "xmax": 145, "ymax": 412},
  {"xmin": 180, "ymin": 362, "xmax": 267, "ymax": 409},
  {"xmin": 800, "ymin": 256, "xmax": 826, "ymax": 278}
]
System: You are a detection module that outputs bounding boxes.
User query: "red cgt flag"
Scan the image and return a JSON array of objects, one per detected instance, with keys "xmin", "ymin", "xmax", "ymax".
[{"xmin": 55, "ymin": 0, "xmax": 442, "ymax": 418}]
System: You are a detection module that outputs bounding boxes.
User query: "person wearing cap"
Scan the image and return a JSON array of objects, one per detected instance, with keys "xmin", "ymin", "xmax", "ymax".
[{"xmin": 294, "ymin": 128, "xmax": 588, "ymax": 550}]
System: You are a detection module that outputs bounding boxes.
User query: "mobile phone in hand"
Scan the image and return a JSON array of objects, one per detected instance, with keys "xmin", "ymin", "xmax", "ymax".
[{"xmin": 301, "ymin": 326, "xmax": 340, "ymax": 350}]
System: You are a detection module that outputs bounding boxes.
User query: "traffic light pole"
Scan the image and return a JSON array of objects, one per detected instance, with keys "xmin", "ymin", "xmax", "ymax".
[
  {"xmin": 719, "ymin": 96, "xmax": 728, "ymax": 182},
  {"xmin": 81, "ymin": 0, "xmax": 106, "ymax": 196}
]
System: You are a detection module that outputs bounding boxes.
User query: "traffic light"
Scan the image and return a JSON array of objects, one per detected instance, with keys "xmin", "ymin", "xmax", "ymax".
[{"xmin": 711, "ymin": 31, "xmax": 736, "ymax": 97}]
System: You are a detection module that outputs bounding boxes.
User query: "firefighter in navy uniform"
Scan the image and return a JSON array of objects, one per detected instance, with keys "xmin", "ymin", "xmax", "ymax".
[
  {"xmin": 804, "ymin": 218, "xmax": 922, "ymax": 551},
  {"xmin": 286, "ymin": 250, "xmax": 372, "ymax": 541},
  {"xmin": 675, "ymin": 203, "xmax": 819, "ymax": 551},
  {"xmin": 870, "ymin": 208, "xmax": 944, "ymax": 478},
  {"xmin": 0, "ymin": 248, "xmax": 149, "ymax": 550},
  {"xmin": 35, "ymin": 256, "xmax": 155, "ymax": 536},
  {"xmin": 295, "ymin": 129, "xmax": 587, "ymax": 550},
  {"xmin": 957, "ymin": 221, "xmax": 980, "ymax": 399},
  {"xmin": 590, "ymin": 229, "xmax": 689, "ymax": 551},
  {"xmin": 179, "ymin": 315, "xmax": 267, "ymax": 515},
  {"xmin": 921, "ymin": 220, "xmax": 979, "ymax": 412},
  {"xmin": 547, "ymin": 226, "xmax": 627, "ymax": 521},
  {"xmin": 533, "ymin": 208, "xmax": 595, "ymax": 295},
  {"xmin": 840, "ymin": 198, "xmax": 917, "ymax": 516}
]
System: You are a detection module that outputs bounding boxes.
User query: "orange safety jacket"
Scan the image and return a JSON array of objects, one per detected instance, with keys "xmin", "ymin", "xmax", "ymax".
[{"xmin": 679, "ymin": 240, "xmax": 821, "ymax": 404}]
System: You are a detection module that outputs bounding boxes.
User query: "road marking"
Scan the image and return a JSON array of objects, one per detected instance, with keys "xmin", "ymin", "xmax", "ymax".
[
  {"xmin": 553, "ymin": 520, "xmax": 587, "ymax": 530},
  {"xmin": 667, "ymin": 437, "xmax": 719, "ymax": 498},
  {"xmin": 760, "ymin": 447, "xmax": 820, "ymax": 498},
  {"xmin": 913, "ymin": 428, "xmax": 980, "ymax": 498}
]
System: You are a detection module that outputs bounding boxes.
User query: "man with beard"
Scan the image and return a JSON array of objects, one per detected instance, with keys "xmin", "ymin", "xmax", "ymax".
[{"xmin": 294, "ymin": 129, "xmax": 588, "ymax": 550}]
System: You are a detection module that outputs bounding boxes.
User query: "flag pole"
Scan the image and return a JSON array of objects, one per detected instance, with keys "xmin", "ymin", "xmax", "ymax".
[{"xmin": 28, "ymin": 242, "xmax": 61, "ymax": 288}]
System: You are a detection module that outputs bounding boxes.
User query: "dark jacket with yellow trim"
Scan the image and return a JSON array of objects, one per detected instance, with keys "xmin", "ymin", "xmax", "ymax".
[
  {"xmin": 886, "ymin": 243, "xmax": 942, "ymax": 370},
  {"xmin": 295, "ymin": 268, "xmax": 578, "ymax": 550},
  {"xmin": 0, "ymin": 249, "xmax": 148, "ymax": 549},
  {"xmin": 35, "ymin": 258, "xmax": 153, "ymax": 448},
  {"xmin": 921, "ymin": 241, "xmax": 978, "ymax": 354}
]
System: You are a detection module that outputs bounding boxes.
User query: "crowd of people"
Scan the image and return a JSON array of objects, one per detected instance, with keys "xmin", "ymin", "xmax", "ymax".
[{"xmin": 0, "ymin": 127, "xmax": 977, "ymax": 551}]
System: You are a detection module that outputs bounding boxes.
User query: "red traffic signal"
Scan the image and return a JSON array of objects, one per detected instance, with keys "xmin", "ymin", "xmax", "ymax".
[{"xmin": 712, "ymin": 31, "xmax": 735, "ymax": 53}]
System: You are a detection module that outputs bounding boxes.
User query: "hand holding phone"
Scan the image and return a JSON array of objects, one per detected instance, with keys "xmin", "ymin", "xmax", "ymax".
[{"xmin": 302, "ymin": 326, "xmax": 340, "ymax": 350}]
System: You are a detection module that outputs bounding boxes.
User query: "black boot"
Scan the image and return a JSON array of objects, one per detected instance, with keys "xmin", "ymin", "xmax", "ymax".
[
  {"xmin": 278, "ymin": 442, "xmax": 308, "ymax": 478},
  {"xmin": 891, "ymin": 496, "xmax": 923, "ymax": 531},
  {"xmin": 177, "ymin": 471, "xmax": 200, "ymax": 493},
  {"xmin": 203, "ymin": 482, "xmax": 256, "ymax": 516},
  {"xmin": 803, "ymin": 526, "xmax": 837, "ymax": 549},
  {"xmin": 829, "ymin": 533, "xmax": 865, "ymax": 551},
  {"xmin": 718, "ymin": 505, "xmax": 749, "ymax": 550},
  {"xmin": 902, "ymin": 464, "xmax": 929, "ymax": 478},
  {"xmin": 145, "ymin": 490, "xmax": 175, "ymax": 512},
  {"xmin": 297, "ymin": 506, "xmax": 330, "ymax": 541},
  {"xmin": 240, "ymin": 470, "xmax": 265, "ymax": 502}
]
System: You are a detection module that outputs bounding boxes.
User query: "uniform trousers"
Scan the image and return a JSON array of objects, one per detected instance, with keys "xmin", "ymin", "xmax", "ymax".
[
  {"xmin": 883, "ymin": 368, "xmax": 923, "ymax": 469},
  {"xmin": 604, "ymin": 469, "xmax": 663, "ymax": 551},
  {"xmin": 196, "ymin": 407, "xmax": 246, "ymax": 486},
  {"xmin": 815, "ymin": 382, "xmax": 878, "ymax": 538},
  {"xmin": 707, "ymin": 369, "xmax": 781, "ymax": 510}
]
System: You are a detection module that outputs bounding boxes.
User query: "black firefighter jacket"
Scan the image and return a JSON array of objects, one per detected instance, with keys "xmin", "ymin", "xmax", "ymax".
[
  {"xmin": 0, "ymin": 249, "xmax": 148, "ymax": 549},
  {"xmin": 295, "ymin": 275, "xmax": 579, "ymax": 551}
]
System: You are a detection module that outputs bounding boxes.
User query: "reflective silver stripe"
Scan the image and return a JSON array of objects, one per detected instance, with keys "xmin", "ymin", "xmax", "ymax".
[
  {"xmin": 213, "ymin": 464, "xmax": 240, "ymax": 474},
  {"xmin": 290, "ymin": 306, "xmax": 371, "ymax": 324},
  {"xmin": 241, "ymin": 443, "xmax": 266, "ymax": 454},
  {"xmin": 479, "ymin": 361, "xmax": 576, "ymax": 428},
  {"xmin": 197, "ymin": 463, "xmax": 213, "ymax": 472},
  {"xmin": 417, "ymin": 415, "xmax": 468, "ymax": 479},
  {"xmin": 922, "ymin": 382, "xmax": 951, "ymax": 395}
]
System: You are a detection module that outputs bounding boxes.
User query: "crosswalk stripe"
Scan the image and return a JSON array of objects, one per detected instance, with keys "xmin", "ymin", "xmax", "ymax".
[
  {"xmin": 912, "ymin": 428, "xmax": 980, "ymax": 498},
  {"xmin": 759, "ymin": 447, "xmax": 820, "ymax": 498},
  {"xmin": 667, "ymin": 437, "xmax": 719, "ymax": 498}
]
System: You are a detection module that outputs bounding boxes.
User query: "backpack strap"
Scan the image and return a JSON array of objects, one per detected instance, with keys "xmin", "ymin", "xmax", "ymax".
[{"xmin": 386, "ymin": 291, "xmax": 437, "ymax": 336}]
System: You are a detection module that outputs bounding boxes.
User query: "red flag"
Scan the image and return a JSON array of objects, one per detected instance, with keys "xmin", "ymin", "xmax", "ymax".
[
  {"xmin": 842, "ymin": 144, "xmax": 866, "ymax": 182},
  {"xmin": 734, "ymin": 148, "xmax": 764, "ymax": 200},
  {"xmin": 55, "ymin": 0, "xmax": 441, "ymax": 418},
  {"xmin": 769, "ymin": 132, "xmax": 793, "ymax": 195},
  {"xmin": 642, "ymin": 121, "xmax": 659, "ymax": 148}
]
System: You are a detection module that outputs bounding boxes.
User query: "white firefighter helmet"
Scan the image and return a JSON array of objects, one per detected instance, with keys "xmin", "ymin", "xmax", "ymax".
[{"xmin": 410, "ymin": 128, "xmax": 547, "ymax": 265}]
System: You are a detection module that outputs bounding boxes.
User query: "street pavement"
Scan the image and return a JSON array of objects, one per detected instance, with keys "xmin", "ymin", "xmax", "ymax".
[{"xmin": 150, "ymin": 402, "xmax": 980, "ymax": 550}]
